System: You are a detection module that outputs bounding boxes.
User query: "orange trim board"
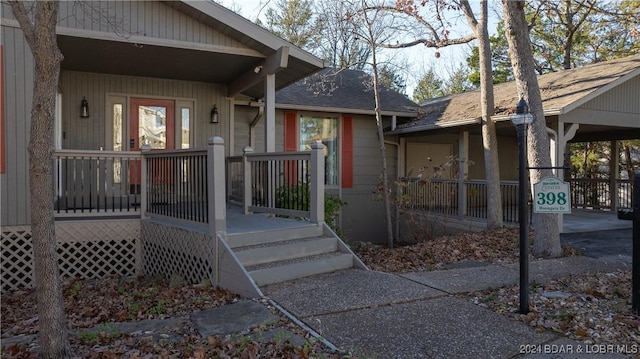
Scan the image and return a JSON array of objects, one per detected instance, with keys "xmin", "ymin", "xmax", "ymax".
[{"xmin": 0, "ymin": 45, "xmax": 5, "ymax": 174}]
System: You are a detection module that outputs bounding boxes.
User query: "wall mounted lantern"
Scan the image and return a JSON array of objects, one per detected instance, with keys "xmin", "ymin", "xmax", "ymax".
[
  {"xmin": 80, "ymin": 96, "xmax": 90, "ymax": 118},
  {"xmin": 210, "ymin": 105, "xmax": 219, "ymax": 124}
]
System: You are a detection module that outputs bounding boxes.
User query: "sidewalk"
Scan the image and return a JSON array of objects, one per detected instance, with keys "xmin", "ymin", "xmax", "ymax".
[
  {"xmin": 262, "ymin": 256, "xmax": 632, "ymax": 359},
  {"xmin": 2, "ymin": 255, "xmax": 632, "ymax": 358}
]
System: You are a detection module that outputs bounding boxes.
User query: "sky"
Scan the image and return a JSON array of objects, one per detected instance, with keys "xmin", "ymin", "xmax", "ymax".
[{"xmin": 216, "ymin": 0, "xmax": 501, "ymax": 98}]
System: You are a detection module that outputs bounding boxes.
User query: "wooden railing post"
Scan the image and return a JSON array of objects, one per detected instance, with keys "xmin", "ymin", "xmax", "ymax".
[
  {"xmin": 208, "ymin": 137, "xmax": 226, "ymax": 235},
  {"xmin": 242, "ymin": 146, "xmax": 254, "ymax": 215},
  {"xmin": 140, "ymin": 144, "xmax": 151, "ymax": 219},
  {"xmin": 310, "ymin": 142, "xmax": 325, "ymax": 224}
]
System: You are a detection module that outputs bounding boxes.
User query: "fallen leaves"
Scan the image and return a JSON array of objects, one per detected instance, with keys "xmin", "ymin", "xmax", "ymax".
[
  {"xmin": 468, "ymin": 270, "xmax": 639, "ymax": 348},
  {"xmin": 1, "ymin": 276, "xmax": 342, "ymax": 358},
  {"xmin": 354, "ymin": 227, "xmax": 526, "ymax": 273}
]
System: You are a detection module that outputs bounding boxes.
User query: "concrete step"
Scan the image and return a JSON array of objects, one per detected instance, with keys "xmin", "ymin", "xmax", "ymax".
[
  {"xmin": 227, "ymin": 224, "xmax": 324, "ymax": 248},
  {"xmin": 248, "ymin": 252, "xmax": 354, "ymax": 286},
  {"xmin": 235, "ymin": 237, "xmax": 338, "ymax": 267}
]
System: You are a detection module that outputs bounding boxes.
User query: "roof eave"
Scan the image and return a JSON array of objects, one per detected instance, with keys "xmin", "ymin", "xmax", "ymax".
[
  {"xmin": 178, "ymin": 0, "xmax": 324, "ymax": 68},
  {"xmin": 386, "ymin": 118, "xmax": 480, "ymax": 135},
  {"xmin": 275, "ymin": 103, "xmax": 416, "ymax": 117}
]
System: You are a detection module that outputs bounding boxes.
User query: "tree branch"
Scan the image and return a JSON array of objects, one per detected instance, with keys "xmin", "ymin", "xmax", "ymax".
[
  {"xmin": 379, "ymin": 34, "xmax": 476, "ymax": 49},
  {"xmin": 8, "ymin": 0, "xmax": 36, "ymax": 48}
]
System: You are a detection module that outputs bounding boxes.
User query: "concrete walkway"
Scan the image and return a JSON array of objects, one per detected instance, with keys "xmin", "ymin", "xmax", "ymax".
[{"xmin": 262, "ymin": 256, "xmax": 632, "ymax": 358}]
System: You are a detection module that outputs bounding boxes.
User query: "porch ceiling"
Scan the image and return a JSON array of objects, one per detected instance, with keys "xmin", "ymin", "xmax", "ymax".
[{"xmin": 57, "ymin": 35, "xmax": 320, "ymax": 99}]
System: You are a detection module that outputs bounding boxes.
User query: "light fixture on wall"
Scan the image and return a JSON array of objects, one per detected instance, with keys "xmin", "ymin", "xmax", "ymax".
[
  {"xmin": 80, "ymin": 96, "xmax": 90, "ymax": 118},
  {"xmin": 210, "ymin": 105, "xmax": 219, "ymax": 124}
]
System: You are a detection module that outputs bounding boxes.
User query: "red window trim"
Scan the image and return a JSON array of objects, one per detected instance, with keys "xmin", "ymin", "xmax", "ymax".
[
  {"xmin": 341, "ymin": 115, "xmax": 353, "ymax": 188},
  {"xmin": 0, "ymin": 45, "xmax": 5, "ymax": 174}
]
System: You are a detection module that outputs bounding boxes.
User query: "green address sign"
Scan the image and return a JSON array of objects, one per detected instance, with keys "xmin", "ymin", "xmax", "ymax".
[{"xmin": 533, "ymin": 176, "xmax": 571, "ymax": 213}]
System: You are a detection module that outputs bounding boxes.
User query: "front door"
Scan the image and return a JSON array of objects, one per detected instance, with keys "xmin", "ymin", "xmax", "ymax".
[{"xmin": 129, "ymin": 98, "xmax": 175, "ymax": 185}]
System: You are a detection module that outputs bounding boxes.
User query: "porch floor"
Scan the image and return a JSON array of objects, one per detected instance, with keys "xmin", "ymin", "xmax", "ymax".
[{"xmin": 226, "ymin": 205, "xmax": 317, "ymax": 235}]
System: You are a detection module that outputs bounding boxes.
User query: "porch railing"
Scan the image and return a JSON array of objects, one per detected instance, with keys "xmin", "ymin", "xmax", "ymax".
[
  {"xmin": 399, "ymin": 177, "xmax": 634, "ymax": 224},
  {"xmin": 229, "ymin": 143, "xmax": 325, "ymax": 222},
  {"xmin": 53, "ymin": 139, "xmax": 326, "ymax": 227},
  {"xmin": 53, "ymin": 150, "xmax": 142, "ymax": 216},
  {"xmin": 398, "ymin": 179, "xmax": 520, "ymax": 223},
  {"xmin": 143, "ymin": 148, "xmax": 209, "ymax": 223},
  {"xmin": 569, "ymin": 178, "xmax": 633, "ymax": 209}
]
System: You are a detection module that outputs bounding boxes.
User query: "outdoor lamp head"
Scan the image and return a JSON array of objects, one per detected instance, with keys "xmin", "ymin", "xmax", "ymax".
[
  {"xmin": 510, "ymin": 98, "xmax": 534, "ymax": 126},
  {"xmin": 210, "ymin": 105, "xmax": 219, "ymax": 124},
  {"xmin": 80, "ymin": 96, "xmax": 90, "ymax": 118}
]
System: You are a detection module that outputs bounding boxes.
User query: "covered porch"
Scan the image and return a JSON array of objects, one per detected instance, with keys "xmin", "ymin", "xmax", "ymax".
[
  {"xmin": 387, "ymin": 56, "xmax": 639, "ymax": 236},
  {"xmin": 3, "ymin": 139, "xmax": 365, "ymax": 295}
]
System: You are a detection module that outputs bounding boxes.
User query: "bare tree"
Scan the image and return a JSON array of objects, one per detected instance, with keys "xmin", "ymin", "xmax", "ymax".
[
  {"xmin": 502, "ymin": 0, "xmax": 562, "ymax": 258},
  {"xmin": 314, "ymin": 0, "xmax": 372, "ymax": 69},
  {"xmin": 376, "ymin": 0, "xmax": 504, "ymax": 228},
  {"xmin": 345, "ymin": 0, "xmax": 400, "ymax": 247},
  {"xmin": 459, "ymin": 0, "xmax": 503, "ymax": 228},
  {"xmin": 8, "ymin": 1, "xmax": 70, "ymax": 357}
]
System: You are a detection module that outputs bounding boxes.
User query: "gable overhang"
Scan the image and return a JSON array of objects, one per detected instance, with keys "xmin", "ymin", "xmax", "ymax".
[
  {"xmin": 3, "ymin": 0, "xmax": 325, "ymax": 99},
  {"xmin": 167, "ymin": 0, "xmax": 325, "ymax": 98}
]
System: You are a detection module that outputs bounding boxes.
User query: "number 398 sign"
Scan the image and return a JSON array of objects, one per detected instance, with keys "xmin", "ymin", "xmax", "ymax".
[{"xmin": 533, "ymin": 176, "xmax": 571, "ymax": 213}]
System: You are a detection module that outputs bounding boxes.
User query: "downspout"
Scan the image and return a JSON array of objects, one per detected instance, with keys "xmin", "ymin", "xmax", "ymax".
[
  {"xmin": 385, "ymin": 139, "xmax": 401, "ymax": 241},
  {"xmin": 249, "ymin": 105, "xmax": 264, "ymax": 149}
]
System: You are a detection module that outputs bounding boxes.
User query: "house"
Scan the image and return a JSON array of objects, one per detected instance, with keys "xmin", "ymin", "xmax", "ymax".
[
  {"xmin": 386, "ymin": 55, "xmax": 640, "ymax": 236},
  {"xmin": 232, "ymin": 67, "xmax": 418, "ymax": 244},
  {"xmin": 0, "ymin": 1, "xmax": 371, "ymax": 297}
]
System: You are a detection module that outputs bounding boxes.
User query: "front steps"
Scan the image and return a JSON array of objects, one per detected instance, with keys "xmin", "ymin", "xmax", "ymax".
[{"xmin": 227, "ymin": 223, "xmax": 366, "ymax": 287}]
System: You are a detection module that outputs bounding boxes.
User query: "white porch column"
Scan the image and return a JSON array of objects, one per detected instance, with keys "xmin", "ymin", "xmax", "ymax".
[
  {"xmin": 264, "ymin": 73, "xmax": 276, "ymax": 152},
  {"xmin": 556, "ymin": 120, "xmax": 579, "ymax": 232},
  {"xmin": 310, "ymin": 142, "xmax": 325, "ymax": 224},
  {"xmin": 208, "ymin": 136, "xmax": 227, "ymax": 235},
  {"xmin": 458, "ymin": 131, "xmax": 469, "ymax": 216},
  {"xmin": 610, "ymin": 140, "xmax": 619, "ymax": 210}
]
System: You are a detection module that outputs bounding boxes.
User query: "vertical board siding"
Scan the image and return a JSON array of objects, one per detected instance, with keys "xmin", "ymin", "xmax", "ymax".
[
  {"xmin": 580, "ymin": 76, "xmax": 640, "ymax": 114},
  {"xmin": 1, "ymin": 27, "xmax": 33, "ymax": 225},
  {"xmin": 61, "ymin": 71, "xmax": 227, "ymax": 151},
  {"xmin": 56, "ymin": 1, "xmax": 245, "ymax": 49}
]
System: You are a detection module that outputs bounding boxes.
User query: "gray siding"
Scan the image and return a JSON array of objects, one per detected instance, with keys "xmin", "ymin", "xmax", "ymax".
[
  {"xmin": 1, "ymin": 26, "xmax": 34, "ymax": 226},
  {"xmin": 580, "ymin": 76, "xmax": 640, "ymax": 114},
  {"xmin": 61, "ymin": 71, "xmax": 228, "ymax": 151},
  {"xmin": 342, "ymin": 115, "xmax": 395, "ymax": 244},
  {"xmin": 55, "ymin": 1, "xmax": 247, "ymax": 49}
]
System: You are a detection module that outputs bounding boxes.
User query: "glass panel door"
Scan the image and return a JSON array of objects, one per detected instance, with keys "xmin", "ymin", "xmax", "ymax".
[{"xmin": 129, "ymin": 98, "xmax": 175, "ymax": 186}]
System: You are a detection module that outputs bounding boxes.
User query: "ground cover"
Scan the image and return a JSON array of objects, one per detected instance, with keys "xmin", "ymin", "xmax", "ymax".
[{"xmin": 2, "ymin": 227, "xmax": 637, "ymax": 358}]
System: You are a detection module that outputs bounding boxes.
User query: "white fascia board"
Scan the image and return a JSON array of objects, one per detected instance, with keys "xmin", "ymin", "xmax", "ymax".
[
  {"xmin": 180, "ymin": 1, "xmax": 324, "ymax": 67},
  {"xmin": 386, "ymin": 118, "xmax": 480, "ymax": 134},
  {"xmin": 274, "ymin": 103, "xmax": 416, "ymax": 117}
]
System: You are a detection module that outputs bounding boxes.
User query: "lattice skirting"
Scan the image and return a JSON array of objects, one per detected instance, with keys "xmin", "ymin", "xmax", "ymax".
[
  {"xmin": 141, "ymin": 221, "xmax": 216, "ymax": 285},
  {"xmin": 1, "ymin": 220, "xmax": 140, "ymax": 293}
]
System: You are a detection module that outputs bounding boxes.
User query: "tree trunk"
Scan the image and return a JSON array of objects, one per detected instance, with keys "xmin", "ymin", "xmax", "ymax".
[
  {"xmin": 477, "ymin": 1, "xmax": 503, "ymax": 228},
  {"xmin": 502, "ymin": 0, "xmax": 562, "ymax": 258},
  {"xmin": 9, "ymin": 1, "xmax": 70, "ymax": 357},
  {"xmin": 371, "ymin": 47, "xmax": 395, "ymax": 248}
]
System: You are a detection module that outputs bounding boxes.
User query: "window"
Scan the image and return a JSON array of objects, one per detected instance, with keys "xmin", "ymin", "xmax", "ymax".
[
  {"xmin": 285, "ymin": 111, "xmax": 352, "ymax": 188},
  {"xmin": 299, "ymin": 115, "xmax": 339, "ymax": 186},
  {"xmin": 181, "ymin": 107, "xmax": 190, "ymax": 149}
]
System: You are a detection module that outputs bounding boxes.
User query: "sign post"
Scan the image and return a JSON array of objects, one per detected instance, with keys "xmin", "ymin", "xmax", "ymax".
[{"xmin": 533, "ymin": 176, "xmax": 571, "ymax": 214}]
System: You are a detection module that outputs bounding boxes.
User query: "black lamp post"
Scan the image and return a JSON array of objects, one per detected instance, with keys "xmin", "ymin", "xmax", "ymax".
[{"xmin": 510, "ymin": 98, "xmax": 534, "ymax": 314}]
